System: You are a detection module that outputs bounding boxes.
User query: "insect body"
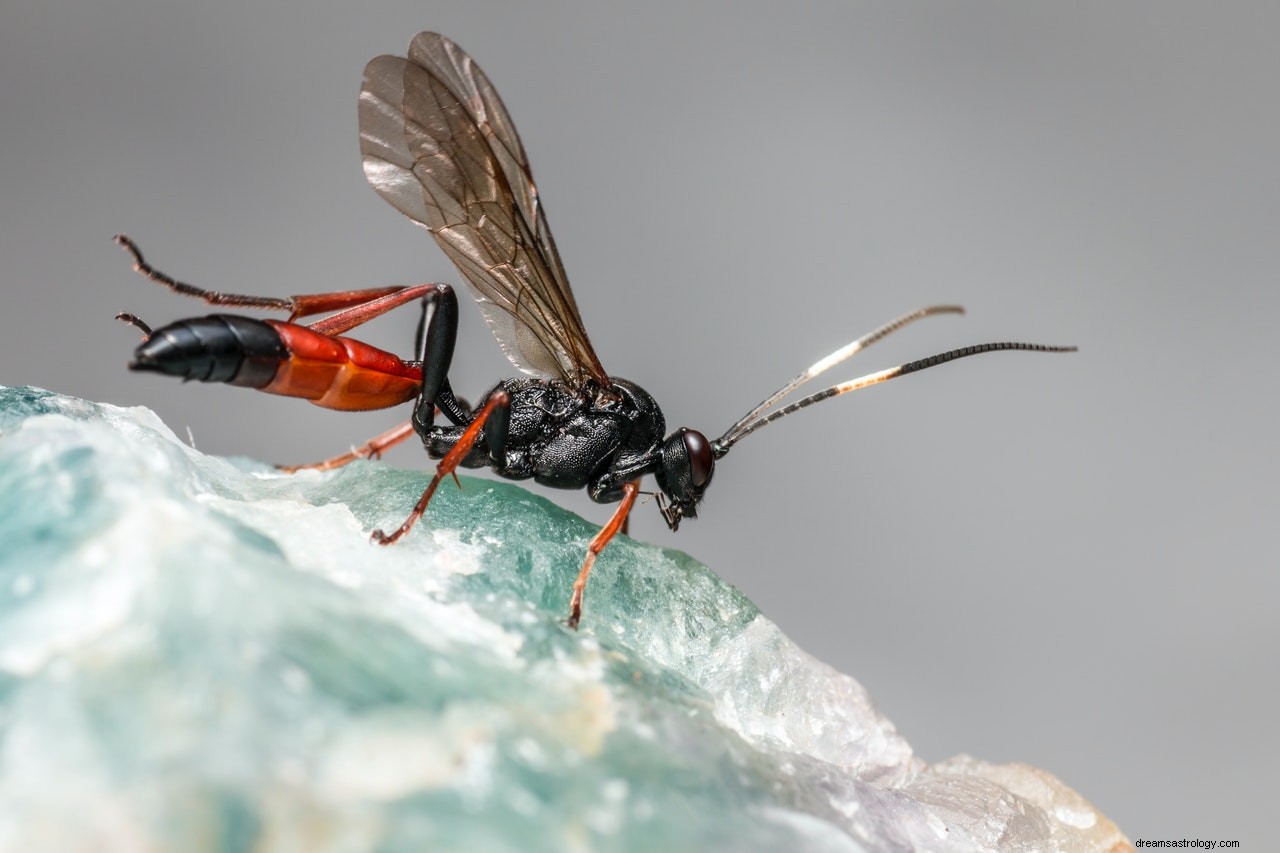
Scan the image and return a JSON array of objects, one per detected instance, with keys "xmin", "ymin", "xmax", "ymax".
[{"xmin": 118, "ymin": 33, "xmax": 1075, "ymax": 628}]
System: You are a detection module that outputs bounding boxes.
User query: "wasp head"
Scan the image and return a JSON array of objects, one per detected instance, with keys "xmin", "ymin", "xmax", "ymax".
[{"xmin": 654, "ymin": 428, "xmax": 715, "ymax": 531}]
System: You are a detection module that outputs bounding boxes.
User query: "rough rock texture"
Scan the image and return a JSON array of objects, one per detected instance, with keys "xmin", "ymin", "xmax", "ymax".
[{"xmin": 0, "ymin": 387, "xmax": 1128, "ymax": 852}]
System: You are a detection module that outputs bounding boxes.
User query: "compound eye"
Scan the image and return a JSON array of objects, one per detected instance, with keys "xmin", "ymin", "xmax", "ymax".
[{"xmin": 682, "ymin": 429, "xmax": 714, "ymax": 488}]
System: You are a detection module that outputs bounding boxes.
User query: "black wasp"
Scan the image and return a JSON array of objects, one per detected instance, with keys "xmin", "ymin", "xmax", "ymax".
[{"xmin": 117, "ymin": 33, "xmax": 1075, "ymax": 628}]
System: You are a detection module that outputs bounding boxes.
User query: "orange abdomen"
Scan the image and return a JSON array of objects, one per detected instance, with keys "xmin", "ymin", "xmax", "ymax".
[{"xmin": 262, "ymin": 320, "xmax": 422, "ymax": 411}]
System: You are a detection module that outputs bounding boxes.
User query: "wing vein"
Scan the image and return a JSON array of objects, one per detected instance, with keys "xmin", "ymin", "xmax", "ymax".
[{"xmin": 359, "ymin": 32, "xmax": 609, "ymax": 388}]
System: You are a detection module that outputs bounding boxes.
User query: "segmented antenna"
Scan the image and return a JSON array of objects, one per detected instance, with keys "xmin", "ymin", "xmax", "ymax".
[
  {"xmin": 713, "ymin": 317, "xmax": 1075, "ymax": 456},
  {"xmin": 718, "ymin": 304, "xmax": 965, "ymax": 446}
]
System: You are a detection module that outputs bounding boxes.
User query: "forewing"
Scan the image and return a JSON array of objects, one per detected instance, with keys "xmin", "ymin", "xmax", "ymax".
[{"xmin": 359, "ymin": 32, "xmax": 608, "ymax": 387}]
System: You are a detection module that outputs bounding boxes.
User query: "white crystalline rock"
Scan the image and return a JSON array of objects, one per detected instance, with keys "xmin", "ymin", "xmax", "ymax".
[{"xmin": 0, "ymin": 387, "xmax": 1128, "ymax": 852}]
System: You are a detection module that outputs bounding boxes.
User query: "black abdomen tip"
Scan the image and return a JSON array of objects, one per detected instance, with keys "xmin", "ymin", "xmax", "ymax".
[{"xmin": 130, "ymin": 315, "xmax": 285, "ymax": 387}]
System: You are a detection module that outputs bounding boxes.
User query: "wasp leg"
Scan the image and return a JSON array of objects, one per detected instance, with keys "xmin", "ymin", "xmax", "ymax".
[
  {"xmin": 303, "ymin": 284, "xmax": 453, "ymax": 334},
  {"xmin": 619, "ymin": 473, "xmax": 640, "ymax": 535},
  {"xmin": 567, "ymin": 480, "xmax": 640, "ymax": 630},
  {"xmin": 115, "ymin": 234, "xmax": 446, "ymax": 326},
  {"xmin": 115, "ymin": 235, "xmax": 295, "ymax": 311},
  {"xmin": 366, "ymin": 279, "xmax": 483, "ymax": 545},
  {"xmin": 278, "ymin": 420, "xmax": 417, "ymax": 473},
  {"xmin": 371, "ymin": 390, "xmax": 510, "ymax": 545},
  {"xmin": 409, "ymin": 284, "xmax": 474, "ymax": 435}
]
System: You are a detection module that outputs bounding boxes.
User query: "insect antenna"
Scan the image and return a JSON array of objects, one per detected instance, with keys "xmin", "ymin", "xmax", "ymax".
[
  {"xmin": 712, "ymin": 334, "xmax": 1076, "ymax": 456},
  {"xmin": 717, "ymin": 304, "xmax": 965, "ymax": 447}
]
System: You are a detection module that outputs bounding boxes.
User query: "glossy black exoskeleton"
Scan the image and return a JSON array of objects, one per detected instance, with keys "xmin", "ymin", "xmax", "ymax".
[{"xmin": 427, "ymin": 378, "xmax": 665, "ymax": 497}]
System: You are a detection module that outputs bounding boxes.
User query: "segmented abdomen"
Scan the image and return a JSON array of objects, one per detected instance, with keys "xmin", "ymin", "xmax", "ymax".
[{"xmin": 130, "ymin": 315, "xmax": 422, "ymax": 411}]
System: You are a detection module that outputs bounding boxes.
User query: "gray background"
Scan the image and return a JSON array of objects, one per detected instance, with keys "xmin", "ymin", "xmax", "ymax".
[{"xmin": 2, "ymin": 1, "xmax": 1276, "ymax": 845}]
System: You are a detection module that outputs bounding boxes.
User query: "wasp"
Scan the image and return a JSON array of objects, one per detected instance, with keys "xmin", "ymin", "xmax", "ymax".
[{"xmin": 117, "ymin": 33, "xmax": 1074, "ymax": 628}]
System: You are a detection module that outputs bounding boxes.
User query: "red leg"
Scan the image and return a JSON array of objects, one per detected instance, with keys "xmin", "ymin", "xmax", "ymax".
[
  {"xmin": 621, "ymin": 514, "xmax": 630, "ymax": 538},
  {"xmin": 285, "ymin": 287, "xmax": 412, "ymax": 321},
  {"xmin": 567, "ymin": 480, "xmax": 640, "ymax": 630},
  {"xmin": 370, "ymin": 391, "xmax": 510, "ymax": 545},
  {"xmin": 304, "ymin": 284, "xmax": 444, "ymax": 335},
  {"xmin": 115, "ymin": 234, "xmax": 440, "ymax": 330},
  {"xmin": 278, "ymin": 420, "xmax": 416, "ymax": 473}
]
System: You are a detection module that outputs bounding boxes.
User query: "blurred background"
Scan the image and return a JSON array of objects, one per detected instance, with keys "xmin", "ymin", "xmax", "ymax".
[{"xmin": 2, "ymin": 1, "xmax": 1276, "ymax": 844}]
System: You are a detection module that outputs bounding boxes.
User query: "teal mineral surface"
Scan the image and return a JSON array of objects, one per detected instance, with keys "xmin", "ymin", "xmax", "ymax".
[{"xmin": 0, "ymin": 387, "xmax": 1125, "ymax": 852}]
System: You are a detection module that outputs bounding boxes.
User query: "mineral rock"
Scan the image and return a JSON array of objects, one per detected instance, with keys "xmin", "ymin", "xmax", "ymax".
[{"xmin": 0, "ymin": 387, "xmax": 1128, "ymax": 851}]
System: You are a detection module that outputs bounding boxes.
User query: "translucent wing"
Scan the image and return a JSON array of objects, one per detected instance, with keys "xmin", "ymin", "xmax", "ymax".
[{"xmin": 359, "ymin": 32, "xmax": 609, "ymax": 388}]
